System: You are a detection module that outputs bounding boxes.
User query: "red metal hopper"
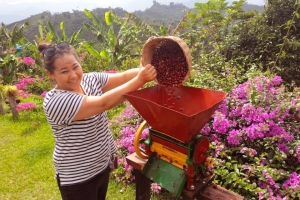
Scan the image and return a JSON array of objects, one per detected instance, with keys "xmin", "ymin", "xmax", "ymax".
[{"xmin": 124, "ymin": 85, "xmax": 227, "ymax": 143}]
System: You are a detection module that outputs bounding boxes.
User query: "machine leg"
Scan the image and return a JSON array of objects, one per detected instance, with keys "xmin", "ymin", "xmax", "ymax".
[
  {"xmin": 134, "ymin": 169, "xmax": 151, "ymax": 200},
  {"xmin": 186, "ymin": 165, "xmax": 195, "ymax": 190}
]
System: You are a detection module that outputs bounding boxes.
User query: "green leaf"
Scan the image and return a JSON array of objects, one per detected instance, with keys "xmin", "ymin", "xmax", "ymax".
[
  {"xmin": 84, "ymin": 9, "xmax": 93, "ymax": 18},
  {"xmin": 84, "ymin": 9, "xmax": 104, "ymax": 29},
  {"xmin": 108, "ymin": 27, "xmax": 114, "ymax": 38},
  {"xmin": 160, "ymin": 26, "xmax": 166, "ymax": 36},
  {"xmin": 47, "ymin": 21, "xmax": 59, "ymax": 41},
  {"xmin": 226, "ymin": 162, "xmax": 231, "ymax": 169},
  {"xmin": 97, "ymin": 33, "xmax": 106, "ymax": 43},
  {"xmin": 105, "ymin": 11, "xmax": 113, "ymax": 26},
  {"xmin": 83, "ymin": 23, "xmax": 99, "ymax": 34},
  {"xmin": 233, "ymin": 164, "xmax": 240, "ymax": 175},
  {"xmin": 38, "ymin": 25, "xmax": 43, "ymax": 39},
  {"xmin": 108, "ymin": 27, "xmax": 117, "ymax": 50},
  {"xmin": 69, "ymin": 27, "xmax": 84, "ymax": 45},
  {"xmin": 59, "ymin": 22, "xmax": 64, "ymax": 31},
  {"xmin": 82, "ymin": 43, "xmax": 101, "ymax": 59},
  {"xmin": 250, "ymin": 88, "xmax": 257, "ymax": 104},
  {"xmin": 100, "ymin": 49, "xmax": 110, "ymax": 62},
  {"xmin": 60, "ymin": 22, "xmax": 67, "ymax": 41}
]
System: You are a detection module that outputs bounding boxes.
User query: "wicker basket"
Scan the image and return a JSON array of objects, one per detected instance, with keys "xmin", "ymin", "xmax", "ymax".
[{"xmin": 141, "ymin": 36, "xmax": 192, "ymax": 85}]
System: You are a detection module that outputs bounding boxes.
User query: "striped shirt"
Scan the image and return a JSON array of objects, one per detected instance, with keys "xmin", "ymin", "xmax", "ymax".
[{"xmin": 43, "ymin": 72, "xmax": 117, "ymax": 186}]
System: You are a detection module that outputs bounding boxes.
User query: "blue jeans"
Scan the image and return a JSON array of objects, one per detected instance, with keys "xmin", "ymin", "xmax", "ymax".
[{"xmin": 56, "ymin": 166, "xmax": 111, "ymax": 200}]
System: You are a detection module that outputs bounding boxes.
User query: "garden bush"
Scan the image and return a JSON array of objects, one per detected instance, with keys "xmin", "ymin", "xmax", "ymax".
[{"xmin": 203, "ymin": 74, "xmax": 300, "ymax": 199}]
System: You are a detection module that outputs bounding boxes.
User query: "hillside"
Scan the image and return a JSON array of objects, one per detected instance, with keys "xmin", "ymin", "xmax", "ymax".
[
  {"xmin": 133, "ymin": 2, "xmax": 188, "ymax": 22},
  {"xmin": 6, "ymin": 1, "xmax": 264, "ymax": 42},
  {"xmin": 7, "ymin": 8, "xmax": 128, "ymax": 42}
]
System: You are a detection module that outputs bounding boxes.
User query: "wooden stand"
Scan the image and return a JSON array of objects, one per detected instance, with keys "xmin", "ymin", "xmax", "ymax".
[{"xmin": 126, "ymin": 153, "xmax": 244, "ymax": 200}]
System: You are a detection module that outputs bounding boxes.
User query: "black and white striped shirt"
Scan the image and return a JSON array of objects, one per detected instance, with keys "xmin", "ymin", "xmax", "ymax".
[{"xmin": 43, "ymin": 72, "xmax": 117, "ymax": 186}]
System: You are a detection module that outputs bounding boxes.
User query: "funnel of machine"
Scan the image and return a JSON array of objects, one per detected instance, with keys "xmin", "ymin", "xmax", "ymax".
[{"xmin": 124, "ymin": 84, "xmax": 227, "ymax": 143}]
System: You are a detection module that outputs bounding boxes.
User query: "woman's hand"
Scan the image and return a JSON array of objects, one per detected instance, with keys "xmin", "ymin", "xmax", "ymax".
[
  {"xmin": 139, "ymin": 58, "xmax": 145, "ymax": 68},
  {"xmin": 137, "ymin": 64, "xmax": 157, "ymax": 83}
]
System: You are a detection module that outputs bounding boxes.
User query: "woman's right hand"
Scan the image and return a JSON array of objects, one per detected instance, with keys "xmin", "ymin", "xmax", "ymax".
[{"xmin": 137, "ymin": 64, "xmax": 157, "ymax": 83}]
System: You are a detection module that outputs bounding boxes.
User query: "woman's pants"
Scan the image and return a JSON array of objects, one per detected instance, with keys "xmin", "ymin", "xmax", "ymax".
[{"xmin": 56, "ymin": 166, "xmax": 111, "ymax": 200}]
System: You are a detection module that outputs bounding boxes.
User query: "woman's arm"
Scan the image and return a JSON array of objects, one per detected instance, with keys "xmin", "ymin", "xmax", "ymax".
[
  {"xmin": 72, "ymin": 64, "xmax": 156, "ymax": 121},
  {"xmin": 103, "ymin": 59, "xmax": 145, "ymax": 92},
  {"xmin": 102, "ymin": 68, "xmax": 139, "ymax": 92}
]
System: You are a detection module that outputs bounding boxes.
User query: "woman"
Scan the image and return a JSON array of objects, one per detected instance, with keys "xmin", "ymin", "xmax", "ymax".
[{"xmin": 38, "ymin": 41, "xmax": 157, "ymax": 200}]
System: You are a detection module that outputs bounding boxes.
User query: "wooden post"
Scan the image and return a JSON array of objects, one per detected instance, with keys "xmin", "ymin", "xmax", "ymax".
[
  {"xmin": 0, "ymin": 93, "xmax": 5, "ymax": 115},
  {"xmin": 7, "ymin": 95, "xmax": 18, "ymax": 118}
]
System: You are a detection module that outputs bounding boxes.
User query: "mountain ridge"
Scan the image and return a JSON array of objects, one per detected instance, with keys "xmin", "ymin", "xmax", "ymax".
[
  {"xmin": 0, "ymin": 0, "xmax": 264, "ymax": 25},
  {"xmin": 3, "ymin": 1, "xmax": 264, "ymax": 43}
]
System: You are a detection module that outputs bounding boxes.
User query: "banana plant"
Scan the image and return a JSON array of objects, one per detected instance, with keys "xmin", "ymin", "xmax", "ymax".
[
  {"xmin": 34, "ymin": 20, "xmax": 84, "ymax": 48},
  {"xmin": 82, "ymin": 9, "xmax": 158, "ymax": 68},
  {"xmin": 0, "ymin": 22, "xmax": 29, "ymax": 50},
  {"xmin": 0, "ymin": 53, "xmax": 19, "ymax": 84}
]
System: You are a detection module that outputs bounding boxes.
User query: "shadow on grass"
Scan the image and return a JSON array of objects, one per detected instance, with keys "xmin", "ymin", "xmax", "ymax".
[
  {"xmin": 20, "ymin": 121, "xmax": 44, "ymax": 136},
  {"xmin": 3, "ymin": 111, "xmax": 47, "ymax": 136},
  {"xmin": 20, "ymin": 144, "xmax": 53, "ymax": 166}
]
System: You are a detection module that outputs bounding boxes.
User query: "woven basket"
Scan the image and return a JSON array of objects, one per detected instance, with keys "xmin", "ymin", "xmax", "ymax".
[{"xmin": 141, "ymin": 36, "xmax": 192, "ymax": 85}]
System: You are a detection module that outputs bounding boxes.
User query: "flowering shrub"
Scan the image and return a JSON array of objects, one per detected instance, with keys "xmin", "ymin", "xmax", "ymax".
[
  {"xmin": 201, "ymin": 75, "xmax": 300, "ymax": 199},
  {"xmin": 109, "ymin": 103, "xmax": 162, "ymax": 194},
  {"xmin": 22, "ymin": 57, "xmax": 35, "ymax": 66},
  {"xmin": 16, "ymin": 102, "xmax": 36, "ymax": 111},
  {"xmin": 15, "ymin": 77, "xmax": 39, "ymax": 90},
  {"xmin": 109, "ymin": 103, "xmax": 143, "ymax": 190},
  {"xmin": 17, "ymin": 90, "xmax": 32, "ymax": 99},
  {"xmin": 3, "ymin": 47, "xmax": 16, "ymax": 55},
  {"xmin": 15, "ymin": 76, "xmax": 49, "ymax": 95},
  {"xmin": 151, "ymin": 183, "xmax": 162, "ymax": 194}
]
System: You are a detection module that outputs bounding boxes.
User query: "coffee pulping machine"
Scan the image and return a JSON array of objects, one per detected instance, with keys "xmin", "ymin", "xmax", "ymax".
[{"xmin": 124, "ymin": 36, "xmax": 227, "ymax": 198}]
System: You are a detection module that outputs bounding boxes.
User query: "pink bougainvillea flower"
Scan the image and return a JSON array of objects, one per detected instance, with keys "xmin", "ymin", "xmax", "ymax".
[
  {"xmin": 23, "ymin": 57, "xmax": 36, "ymax": 66},
  {"xmin": 16, "ymin": 102, "xmax": 36, "ymax": 111},
  {"xmin": 41, "ymin": 91, "xmax": 48, "ymax": 98}
]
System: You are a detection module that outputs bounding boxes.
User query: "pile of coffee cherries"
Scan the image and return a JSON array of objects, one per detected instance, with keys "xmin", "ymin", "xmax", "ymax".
[{"xmin": 151, "ymin": 39, "xmax": 188, "ymax": 87}]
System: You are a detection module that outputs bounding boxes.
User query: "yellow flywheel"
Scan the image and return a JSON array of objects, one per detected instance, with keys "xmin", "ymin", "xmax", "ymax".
[{"xmin": 134, "ymin": 120, "xmax": 149, "ymax": 159}]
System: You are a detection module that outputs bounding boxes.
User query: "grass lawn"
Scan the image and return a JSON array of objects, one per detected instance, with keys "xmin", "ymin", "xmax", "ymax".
[{"xmin": 0, "ymin": 110, "xmax": 140, "ymax": 200}]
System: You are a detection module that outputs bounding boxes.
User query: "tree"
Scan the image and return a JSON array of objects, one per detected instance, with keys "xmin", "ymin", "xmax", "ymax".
[
  {"xmin": 182, "ymin": 0, "xmax": 255, "ymax": 63},
  {"xmin": 229, "ymin": 0, "xmax": 300, "ymax": 88}
]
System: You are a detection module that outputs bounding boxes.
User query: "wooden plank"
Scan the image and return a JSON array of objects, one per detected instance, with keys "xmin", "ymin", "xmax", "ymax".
[
  {"xmin": 126, "ymin": 152, "xmax": 147, "ymax": 171},
  {"xmin": 199, "ymin": 184, "xmax": 244, "ymax": 200}
]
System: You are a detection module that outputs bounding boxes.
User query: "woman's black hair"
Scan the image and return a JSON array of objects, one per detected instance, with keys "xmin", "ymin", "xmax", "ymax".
[{"xmin": 38, "ymin": 42, "xmax": 80, "ymax": 74}]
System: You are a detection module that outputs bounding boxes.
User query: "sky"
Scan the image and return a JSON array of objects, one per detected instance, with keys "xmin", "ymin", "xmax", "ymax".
[
  {"xmin": 0, "ymin": 0, "xmax": 266, "ymax": 24},
  {"xmin": 0, "ymin": 0, "xmax": 265, "ymax": 3},
  {"xmin": 0, "ymin": 0, "xmax": 266, "ymax": 6}
]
